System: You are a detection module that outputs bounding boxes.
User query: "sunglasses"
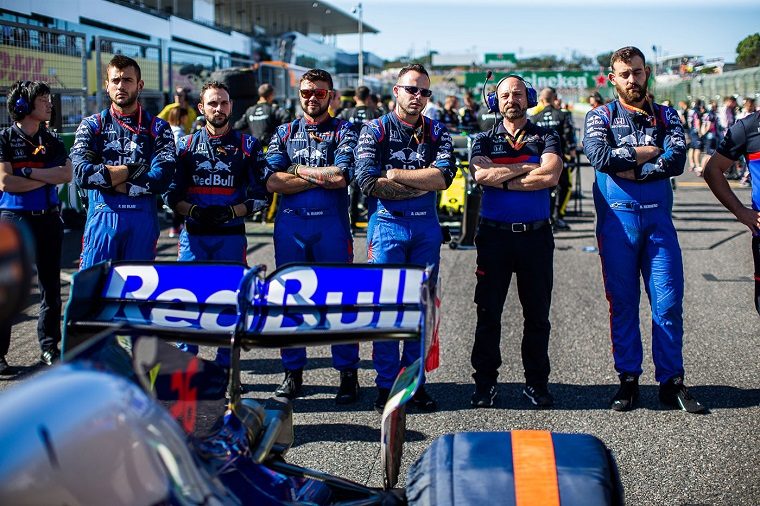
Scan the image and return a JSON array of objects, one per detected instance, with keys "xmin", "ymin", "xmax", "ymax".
[
  {"xmin": 398, "ymin": 85, "xmax": 432, "ymax": 98},
  {"xmin": 299, "ymin": 88, "xmax": 330, "ymax": 100}
]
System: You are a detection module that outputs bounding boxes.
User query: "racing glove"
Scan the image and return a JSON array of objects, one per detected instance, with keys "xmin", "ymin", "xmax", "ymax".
[
  {"xmin": 205, "ymin": 205, "xmax": 236, "ymax": 225},
  {"xmin": 188, "ymin": 204, "xmax": 215, "ymax": 225},
  {"xmin": 126, "ymin": 163, "xmax": 150, "ymax": 181}
]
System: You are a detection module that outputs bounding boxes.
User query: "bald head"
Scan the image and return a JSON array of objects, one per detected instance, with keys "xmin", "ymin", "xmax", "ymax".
[{"xmin": 539, "ymin": 87, "xmax": 555, "ymax": 105}]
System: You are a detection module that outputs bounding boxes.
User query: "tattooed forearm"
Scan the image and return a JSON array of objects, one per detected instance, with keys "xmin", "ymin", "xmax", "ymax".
[
  {"xmin": 298, "ymin": 166, "xmax": 345, "ymax": 188},
  {"xmin": 371, "ymin": 178, "xmax": 427, "ymax": 200}
]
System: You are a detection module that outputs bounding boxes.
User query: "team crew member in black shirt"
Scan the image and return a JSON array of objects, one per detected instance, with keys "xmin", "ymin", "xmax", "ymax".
[
  {"xmin": 340, "ymin": 85, "xmax": 382, "ymax": 133},
  {"xmin": 468, "ymin": 76, "xmax": 562, "ymax": 409},
  {"xmin": 0, "ymin": 81, "xmax": 72, "ymax": 371},
  {"xmin": 233, "ymin": 83, "xmax": 290, "ymax": 145},
  {"xmin": 704, "ymin": 110, "xmax": 760, "ymax": 314},
  {"xmin": 530, "ymin": 87, "xmax": 577, "ymax": 230},
  {"xmin": 340, "ymin": 85, "xmax": 383, "ymax": 225}
]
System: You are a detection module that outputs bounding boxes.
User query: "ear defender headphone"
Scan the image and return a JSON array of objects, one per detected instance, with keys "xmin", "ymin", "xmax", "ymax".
[
  {"xmin": 482, "ymin": 72, "xmax": 538, "ymax": 113},
  {"xmin": 12, "ymin": 81, "xmax": 32, "ymax": 117}
]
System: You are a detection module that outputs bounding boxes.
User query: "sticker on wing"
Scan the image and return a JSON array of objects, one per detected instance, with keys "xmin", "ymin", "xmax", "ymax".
[{"xmin": 241, "ymin": 263, "xmax": 433, "ymax": 349}]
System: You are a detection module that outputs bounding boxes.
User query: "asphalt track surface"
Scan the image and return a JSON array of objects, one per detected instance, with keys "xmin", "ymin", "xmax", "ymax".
[{"xmin": 1, "ymin": 168, "xmax": 758, "ymax": 505}]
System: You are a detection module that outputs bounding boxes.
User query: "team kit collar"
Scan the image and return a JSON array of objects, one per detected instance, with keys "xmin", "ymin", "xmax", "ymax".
[
  {"xmin": 391, "ymin": 111, "xmax": 425, "ymax": 144},
  {"xmin": 12, "ymin": 124, "xmax": 46, "ymax": 155},
  {"xmin": 495, "ymin": 121, "xmax": 531, "ymax": 151},
  {"xmin": 110, "ymin": 104, "xmax": 143, "ymax": 135}
]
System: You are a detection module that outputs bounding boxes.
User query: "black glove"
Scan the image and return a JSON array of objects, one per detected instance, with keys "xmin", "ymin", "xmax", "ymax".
[
  {"xmin": 126, "ymin": 163, "xmax": 149, "ymax": 181},
  {"xmin": 82, "ymin": 150, "xmax": 102, "ymax": 164},
  {"xmin": 188, "ymin": 205, "xmax": 214, "ymax": 225},
  {"xmin": 205, "ymin": 205, "xmax": 236, "ymax": 225}
]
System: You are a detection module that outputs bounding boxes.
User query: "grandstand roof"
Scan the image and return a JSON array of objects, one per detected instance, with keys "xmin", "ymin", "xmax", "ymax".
[{"xmin": 216, "ymin": 0, "xmax": 378, "ymax": 36}]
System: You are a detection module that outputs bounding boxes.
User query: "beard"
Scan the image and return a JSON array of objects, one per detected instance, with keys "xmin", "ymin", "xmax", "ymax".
[
  {"xmin": 615, "ymin": 81, "xmax": 647, "ymax": 104},
  {"xmin": 502, "ymin": 103, "xmax": 525, "ymax": 120},
  {"xmin": 111, "ymin": 90, "xmax": 138, "ymax": 109},
  {"xmin": 302, "ymin": 100, "xmax": 329, "ymax": 119},
  {"xmin": 207, "ymin": 113, "xmax": 229, "ymax": 129}
]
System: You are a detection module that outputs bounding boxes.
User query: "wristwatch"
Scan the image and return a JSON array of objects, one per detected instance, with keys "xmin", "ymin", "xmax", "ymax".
[{"xmin": 21, "ymin": 167, "xmax": 33, "ymax": 178}]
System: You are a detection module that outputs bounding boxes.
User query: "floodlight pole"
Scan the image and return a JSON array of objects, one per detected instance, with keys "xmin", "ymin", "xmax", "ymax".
[{"xmin": 357, "ymin": 3, "xmax": 364, "ymax": 86}]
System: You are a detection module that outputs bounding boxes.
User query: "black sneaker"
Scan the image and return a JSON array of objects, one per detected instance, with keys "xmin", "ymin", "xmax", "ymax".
[
  {"xmin": 410, "ymin": 385, "xmax": 437, "ymax": 412},
  {"xmin": 659, "ymin": 376, "xmax": 707, "ymax": 414},
  {"xmin": 611, "ymin": 374, "xmax": 639, "ymax": 412},
  {"xmin": 40, "ymin": 348, "xmax": 59, "ymax": 367},
  {"xmin": 274, "ymin": 368, "xmax": 303, "ymax": 399},
  {"xmin": 0, "ymin": 356, "xmax": 18, "ymax": 376},
  {"xmin": 374, "ymin": 387, "xmax": 390, "ymax": 414},
  {"xmin": 523, "ymin": 384, "xmax": 554, "ymax": 408},
  {"xmin": 471, "ymin": 384, "xmax": 497, "ymax": 408},
  {"xmin": 335, "ymin": 369, "xmax": 360, "ymax": 405}
]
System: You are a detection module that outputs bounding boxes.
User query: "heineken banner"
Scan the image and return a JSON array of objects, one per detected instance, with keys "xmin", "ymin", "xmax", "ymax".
[{"xmin": 464, "ymin": 70, "xmax": 609, "ymax": 91}]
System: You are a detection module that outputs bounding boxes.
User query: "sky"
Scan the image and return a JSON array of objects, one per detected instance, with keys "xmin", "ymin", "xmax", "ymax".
[{"xmin": 330, "ymin": 0, "xmax": 760, "ymax": 64}]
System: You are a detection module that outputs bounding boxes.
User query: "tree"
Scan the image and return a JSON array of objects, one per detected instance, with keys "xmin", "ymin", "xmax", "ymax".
[
  {"xmin": 736, "ymin": 33, "xmax": 760, "ymax": 68},
  {"xmin": 596, "ymin": 51, "xmax": 613, "ymax": 71}
]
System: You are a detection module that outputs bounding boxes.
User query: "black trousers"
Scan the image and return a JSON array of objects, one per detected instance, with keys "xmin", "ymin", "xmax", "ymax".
[
  {"xmin": 0, "ymin": 210, "xmax": 63, "ymax": 355},
  {"xmin": 471, "ymin": 223, "xmax": 554, "ymax": 388},
  {"xmin": 753, "ymin": 235, "xmax": 759, "ymax": 316}
]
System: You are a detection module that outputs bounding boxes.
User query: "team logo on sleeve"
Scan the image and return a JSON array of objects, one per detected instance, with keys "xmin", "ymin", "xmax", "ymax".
[{"xmin": 369, "ymin": 121, "xmax": 383, "ymax": 139}]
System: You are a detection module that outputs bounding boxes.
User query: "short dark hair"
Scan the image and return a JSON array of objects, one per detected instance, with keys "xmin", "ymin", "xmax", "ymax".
[
  {"xmin": 199, "ymin": 80, "xmax": 230, "ymax": 102},
  {"xmin": 355, "ymin": 85, "xmax": 370, "ymax": 101},
  {"xmin": 7, "ymin": 80, "xmax": 51, "ymax": 121},
  {"xmin": 610, "ymin": 46, "xmax": 646, "ymax": 69},
  {"xmin": 398, "ymin": 63, "xmax": 429, "ymax": 80},
  {"xmin": 106, "ymin": 54, "xmax": 141, "ymax": 81},
  {"xmin": 258, "ymin": 83, "xmax": 274, "ymax": 98},
  {"xmin": 300, "ymin": 69, "xmax": 333, "ymax": 90}
]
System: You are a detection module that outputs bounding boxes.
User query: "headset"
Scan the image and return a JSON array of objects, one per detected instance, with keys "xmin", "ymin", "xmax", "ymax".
[
  {"xmin": 481, "ymin": 71, "xmax": 538, "ymax": 113},
  {"xmin": 13, "ymin": 81, "xmax": 33, "ymax": 116}
]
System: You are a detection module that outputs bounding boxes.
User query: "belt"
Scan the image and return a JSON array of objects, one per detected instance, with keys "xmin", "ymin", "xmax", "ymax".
[
  {"xmin": 3, "ymin": 206, "xmax": 60, "ymax": 217},
  {"xmin": 282, "ymin": 208, "xmax": 335, "ymax": 217},
  {"xmin": 479, "ymin": 217, "xmax": 551, "ymax": 232},
  {"xmin": 387, "ymin": 210, "xmax": 430, "ymax": 218},
  {"xmin": 186, "ymin": 222, "xmax": 245, "ymax": 236},
  {"xmin": 609, "ymin": 202, "xmax": 660, "ymax": 210}
]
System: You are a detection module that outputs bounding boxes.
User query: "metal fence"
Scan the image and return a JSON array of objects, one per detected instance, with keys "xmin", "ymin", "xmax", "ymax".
[{"xmin": 0, "ymin": 21, "xmax": 87, "ymax": 132}]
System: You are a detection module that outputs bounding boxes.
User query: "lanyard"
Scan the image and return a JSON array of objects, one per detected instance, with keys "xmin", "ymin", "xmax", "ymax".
[
  {"xmin": 110, "ymin": 104, "xmax": 143, "ymax": 135},
  {"xmin": 13, "ymin": 125, "xmax": 46, "ymax": 155},
  {"xmin": 503, "ymin": 128, "xmax": 526, "ymax": 151}
]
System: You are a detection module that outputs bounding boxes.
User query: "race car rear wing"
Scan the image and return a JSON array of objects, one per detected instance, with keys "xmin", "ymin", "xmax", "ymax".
[
  {"xmin": 64, "ymin": 261, "xmax": 434, "ymax": 357},
  {"xmin": 63, "ymin": 259, "xmax": 436, "ymax": 490}
]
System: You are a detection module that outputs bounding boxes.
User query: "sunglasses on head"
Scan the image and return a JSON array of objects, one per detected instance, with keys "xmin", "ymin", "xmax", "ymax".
[
  {"xmin": 299, "ymin": 88, "xmax": 330, "ymax": 100},
  {"xmin": 399, "ymin": 85, "xmax": 432, "ymax": 98}
]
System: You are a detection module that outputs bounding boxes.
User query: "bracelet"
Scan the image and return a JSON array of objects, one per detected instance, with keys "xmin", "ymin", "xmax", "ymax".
[
  {"xmin": 230, "ymin": 205, "xmax": 236, "ymax": 218},
  {"xmin": 294, "ymin": 164, "xmax": 300, "ymax": 177}
]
